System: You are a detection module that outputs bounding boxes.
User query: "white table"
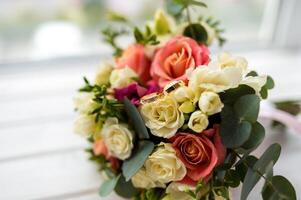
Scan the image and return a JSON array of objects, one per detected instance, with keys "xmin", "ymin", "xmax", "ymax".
[{"xmin": 0, "ymin": 50, "xmax": 300, "ymax": 199}]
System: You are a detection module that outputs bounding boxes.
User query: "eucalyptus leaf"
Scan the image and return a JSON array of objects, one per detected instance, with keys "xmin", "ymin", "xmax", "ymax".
[
  {"xmin": 246, "ymin": 71, "xmax": 258, "ymax": 77},
  {"xmin": 262, "ymin": 176, "xmax": 296, "ymax": 200},
  {"xmin": 236, "ymin": 155, "xmax": 258, "ymax": 182},
  {"xmin": 242, "ymin": 122, "xmax": 265, "ymax": 151},
  {"xmin": 234, "ymin": 94, "xmax": 260, "ymax": 123},
  {"xmin": 99, "ymin": 175, "xmax": 121, "ymax": 197},
  {"xmin": 225, "ymin": 169, "xmax": 240, "ymax": 188},
  {"xmin": 241, "ymin": 143, "xmax": 281, "ymax": 200},
  {"xmin": 115, "ymin": 175, "xmax": 140, "ymax": 198},
  {"xmin": 183, "ymin": 23, "xmax": 208, "ymax": 44},
  {"xmin": 122, "ymin": 140, "xmax": 155, "ymax": 181},
  {"xmin": 220, "ymin": 106, "xmax": 252, "ymax": 148},
  {"xmin": 220, "ymin": 85, "xmax": 255, "ymax": 105},
  {"xmin": 124, "ymin": 97, "xmax": 149, "ymax": 139}
]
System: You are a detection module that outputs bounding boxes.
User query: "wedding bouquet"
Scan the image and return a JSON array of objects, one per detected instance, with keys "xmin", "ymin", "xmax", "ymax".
[{"xmin": 74, "ymin": 1, "xmax": 296, "ymax": 199}]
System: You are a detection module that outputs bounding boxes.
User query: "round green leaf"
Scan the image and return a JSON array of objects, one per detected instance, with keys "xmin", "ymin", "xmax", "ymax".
[
  {"xmin": 99, "ymin": 175, "xmax": 120, "ymax": 197},
  {"xmin": 124, "ymin": 97, "xmax": 149, "ymax": 139},
  {"xmin": 234, "ymin": 94, "xmax": 260, "ymax": 123},
  {"xmin": 225, "ymin": 169, "xmax": 241, "ymax": 188},
  {"xmin": 122, "ymin": 140, "xmax": 154, "ymax": 181},
  {"xmin": 183, "ymin": 23, "xmax": 208, "ymax": 44},
  {"xmin": 236, "ymin": 155, "xmax": 258, "ymax": 182},
  {"xmin": 242, "ymin": 122, "xmax": 265, "ymax": 151},
  {"xmin": 262, "ymin": 175, "xmax": 296, "ymax": 200},
  {"xmin": 115, "ymin": 175, "xmax": 140, "ymax": 198},
  {"xmin": 220, "ymin": 85, "xmax": 255, "ymax": 105},
  {"xmin": 241, "ymin": 143, "xmax": 281, "ymax": 200},
  {"xmin": 220, "ymin": 106, "xmax": 252, "ymax": 148}
]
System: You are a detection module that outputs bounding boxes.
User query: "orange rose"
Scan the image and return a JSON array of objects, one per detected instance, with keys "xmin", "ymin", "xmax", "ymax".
[
  {"xmin": 93, "ymin": 139, "xmax": 120, "ymax": 170},
  {"xmin": 116, "ymin": 44, "xmax": 151, "ymax": 85},
  {"xmin": 169, "ymin": 125, "xmax": 226, "ymax": 183},
  {"xmin": 150, "ymin": 36, "xmax": 209, "ymax": 87}
]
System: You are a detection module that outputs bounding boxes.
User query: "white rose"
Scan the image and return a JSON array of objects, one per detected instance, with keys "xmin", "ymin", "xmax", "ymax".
[
  {"xmin": 198, "ymin": 91, "xmax": 224, "ymax": 115},
  {"xmin": 140, "ymin": 95, "xmax": 185, "ymax": 138},
  {"xmin": 131, "ymin": 167, "xmax": 165, "ymax": 189},
  {"xmin": 172, "ymin": 86, "xmax": 196, "ymax": 103},
  {"xmin": 188, "ymin": 64, "xmax": 243, "ymax": 93},
  {"xmin": 74, "ymin": 114, "xmax": 98, "ymax": 137},
  {"xmin": 145, "ymin": 143, "xmax": 186, "ymax": 184},
  {"xmin": 241, "ymin": 75, "xmax": 267, "ymax": 96},
  {"xmin": 73, "ymin": 92, "xmax": 97, "ymax": 114},
  {"xmin": 102, "ymin": 117, "xmax": 134, "ymax": 160},
  {"xmin": 95, "ymin": 63, "xmax": 113, "ymax": 85},
  {"xmin": 166, "ymin": 182, "xmax": 195, "ymax": 200},
  {"xmin": 109, "ymin": 66, "xmax": 138, "ymax": 88},
  {"xmin": 188, "ymin": 111, "xmax": 209, "ymax": 133}
]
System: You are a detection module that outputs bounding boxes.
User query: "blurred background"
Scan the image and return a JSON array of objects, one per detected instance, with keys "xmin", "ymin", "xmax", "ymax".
[{"xmin": 0, "ymin": 0, "xmax": 300, "ymax": 199}]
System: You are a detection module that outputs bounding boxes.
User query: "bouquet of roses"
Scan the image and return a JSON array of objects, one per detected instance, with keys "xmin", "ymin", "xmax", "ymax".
[{"xmin": 74, "ymin": 1, "xmax": 296, "ymax": 199}]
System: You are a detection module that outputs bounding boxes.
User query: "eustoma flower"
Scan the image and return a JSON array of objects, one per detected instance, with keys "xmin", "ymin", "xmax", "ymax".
[
  {"xmin": 170, "ymin": 125, "xmax": 226, "ymax": 183},
  {"xmin": 151, "ymin": 36, "xmax": 209, "ymax": 87}
]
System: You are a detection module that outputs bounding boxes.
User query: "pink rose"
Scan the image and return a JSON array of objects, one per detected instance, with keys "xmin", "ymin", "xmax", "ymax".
[
  {"xmin": 93, "ymin": 140, "xmax": 120, "ymax": 170},
  {"xmin": 116, "ymin": 44, "xmax": 151, "ymax": 85},
  {"xmin": 150, "ymin": 36, "xmax": 210, "ymax": 87},
  {"xmin": 169, "ymin": 125, "xmax": 226, "ymax": 183}
]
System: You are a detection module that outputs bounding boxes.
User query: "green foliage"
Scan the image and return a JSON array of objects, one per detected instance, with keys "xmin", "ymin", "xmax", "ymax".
[
  {"xmin": 183, "ymin": 23, "xmax": 208, "ymax": 44},
  {"xmin": 235, "ymin": 155, "xmax": 258, "ymax": 182},
  {"xmin": 241, "ymin": 144, "xmax": 281, "ymax": 200},
  {"xmin": 220, "ymin": 85, "xmax": 255, "ymax": 105},
  {"xmin": 165, "ymin": 0, "xmax": 207, "ymax": 17},
  {"xmin": 102, "ymin": 27, "xmax": 127, "ymax": 57},
  {"xmin": 134, "ymin": 188, "xmax": 166, "ymax": 200},
  {"xmin": 124, "ymin": 98, "xmax": 150, "ymax": 139},
  {"xmin": 225, "ymin": 169, "xmax": 240, "ymax": 188},
  {"xmin": 134, "ymin": 26, "xmax": 160, "ymax": 45},
  {"xmin": 79, "ymin": 77, "xmax": 125, "ymax": 125},
  {"xmin": 122, "ymin": 140, "xmax": 155, "ymax": 181},
  {"xmin": 260, "ymin": 76, "xmax": 275, "ymax": 99},
  {"xmin": 242, "ymin": 122, "xmax": 265, "ymax": 151},
  {"xmin": 115, "ymin": 175, "xmax": 140, "ymax": 198},
  {"xmin": 201, "ymin": 16, "xmax": 227, "ymax": 46},
  {"xmin": 220, "ymin": 105, "xmax": 252, "ymax": 148},
  {"xmin": 262, "ymin": 176, "xmax": 297, "ymax": 200},
  {"xmin": 246, "ymin": 71, "xmax": 258, "ymax": 77},
  {"xmin": 99, "ymin": 174, "xmax": 121, "ymax": 197},
  {"xmin": 234, "ymin": 94, "xmax": 260, "ymax": 123}
]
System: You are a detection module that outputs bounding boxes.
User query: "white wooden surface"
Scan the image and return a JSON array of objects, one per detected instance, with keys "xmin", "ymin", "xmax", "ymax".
[{"xmin": 0, "ymin": 50, "xmax": 300, "ymax": 200}]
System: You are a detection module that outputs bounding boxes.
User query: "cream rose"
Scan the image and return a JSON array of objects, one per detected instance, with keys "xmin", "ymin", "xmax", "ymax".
[
  {"xmin": 188, "ymin": 111, "xmax": 209, "ymax": 133},
  {"xmin": 73, "ymin": 92, "xmax": 97, "ymax": 114},
  {"xmin": 166, "ymin": 182, "xmax": 195, "ymax": 200},
  {"xmin": 216, "ymin": 52, "xmax": 248, "ymax": 72},
  {"xmin": 74, "ymin": 114, "xmax": 98, "ymax": 137},
  {"xmin": 101, "ymin": 118, "xmax": 134, "ymax": 160},
  {"xmin": 95, "ymin": 63, "xmax": 113, "ymax": 85},
  {"xmin": 131, "ymin": 167, "xmax": 165, "ymax": 189},
  {"xmin": 198, "ymin": 91, "xmax": 224, "ymax": 115},
  {"xmin": 140, "ymin": 95, "xmax": 184, "ymax": 138},
  {"xmin": 109, "ymin": 66, "xmax": 138, "ymax": 88},
  {"xmin": 145, "ymin": 143, "xmax": 186, "ymax": 184}
]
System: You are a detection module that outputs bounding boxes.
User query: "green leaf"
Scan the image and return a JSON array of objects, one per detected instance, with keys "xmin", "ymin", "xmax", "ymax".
[
  {"xmin": 124, "ymin": 97, "xmax": 149, "ymax": 139},
  {"xmin": 165, "ymin": 0, "xmax": 184, "ymax": 16},
  {"xmin": 220, "ymin": 85, "xmax": 255, "ymax": 105},
  {"xmin": 220, "ymin": 106, "xmax": 252, "ymax": 148},
  {"xmin": 262, "ymin": 176, "xmax": 296, "ymax": 200},
  {"xmin": 134, "ymin": 27, "xmax": 144, "ymax": 43},
  {"xmin": 241, "ymin": 143, "xmax": 281, "ymax": 200},
  {"xmin": 225, "ymin": 169, "xmax": 241, "ymax": 188},
  {"xmin": 122, "ymin": 140, "xmax": 155, "ymax": 181},
  {"xmin": 242, "ymin": 122, "xmax": 265, "ymax": 151},
  {"xmin": 246, "ymin": 71, "xmax": 258, "ymax": 77},
  {"xmin": 234, "ymin": 94, "xmax": 260, "ymax": 123},
  {"xmin": 183, "ymin": 23, "xmax": 208, "ymax": 44},
  {"xmin": 236, "ymin": 155, "xmax": 258, "ymax": 182},
  {"xmin": 115, "ymin": 175, "xmax": 140, "ymax": 198},
  {"xmin": 265, "ymin": 76, "xmax": 275, "ymax": 90},
  {"xmin": 99, "ymin": 175, "xmax": 121, "ymax": 197},
  {"xmin": 189, "ymin": 0, "xmax": 207, "ymax": 7}
]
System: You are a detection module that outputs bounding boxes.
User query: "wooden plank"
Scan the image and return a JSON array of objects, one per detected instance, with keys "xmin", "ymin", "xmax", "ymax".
[{"xmin": 0, "ymin": 119, "xmax": 86, "ymax": 161}]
